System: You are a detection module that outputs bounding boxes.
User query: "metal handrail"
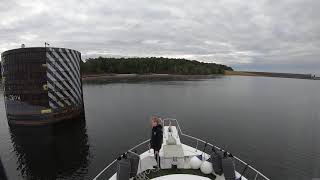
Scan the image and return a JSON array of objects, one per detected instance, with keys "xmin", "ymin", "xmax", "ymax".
[
  {"xmin": 162, "ymin": 118, "xmax": 270, "ymax": 180},
  {"xmin": 93, "ymin": 118, "xmax": 270, "ymax": 180},
  {"xmin": 93, "ymin": 139, "xmax": 150, "ymax": 180}
]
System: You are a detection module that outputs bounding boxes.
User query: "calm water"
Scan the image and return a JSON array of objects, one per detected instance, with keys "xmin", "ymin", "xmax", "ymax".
[{"xmin": 0, "ymin": 76, "xmax": 319, "ymax": 180}]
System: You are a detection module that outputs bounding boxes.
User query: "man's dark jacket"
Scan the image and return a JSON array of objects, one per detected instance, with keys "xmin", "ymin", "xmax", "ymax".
[{"xmin": 150, "ymin": 124, "xmax": 163, "ymax": 151}]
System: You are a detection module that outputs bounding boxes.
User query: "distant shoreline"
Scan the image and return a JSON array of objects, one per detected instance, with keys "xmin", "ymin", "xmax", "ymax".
[
  {"xmin": 82, "ymin": 73, "xmax": 222, "ymax": 83},
  {"xmin": 224, "ymin": 70, "xmax": 316, "ymax": 80},
  {"xmin": 81, "ymin": 71, "xmax": 317, "ymax": 83}
]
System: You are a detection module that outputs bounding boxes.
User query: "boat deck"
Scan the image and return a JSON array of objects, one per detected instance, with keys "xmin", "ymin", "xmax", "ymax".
[
  {"xmin": 141, "ymin": 168, "xmax": 216, "ymax": 179},
  {"xmin": 152, "ymin": 174, "xmax": 211, "ymax": 180},
  {"xmin": 109, "ymin": 125, "xmax": 245, "ymax": 180}
]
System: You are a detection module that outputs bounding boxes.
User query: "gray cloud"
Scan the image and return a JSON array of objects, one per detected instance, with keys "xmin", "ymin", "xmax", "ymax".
[{"xmin": 0, "ymin": 0, "xmax": 319, "ymax": 73}]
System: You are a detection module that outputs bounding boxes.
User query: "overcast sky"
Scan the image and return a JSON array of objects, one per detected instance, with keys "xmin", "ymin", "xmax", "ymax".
[{"xmin": 0, "ymin": 0, "xmax": 319, "ymax": 73}]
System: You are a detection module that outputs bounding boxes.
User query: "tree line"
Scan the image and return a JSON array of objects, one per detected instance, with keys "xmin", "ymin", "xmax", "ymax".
[{"xmin": 80, "ymin": 57, "xmax": 233, "ymax": 75}]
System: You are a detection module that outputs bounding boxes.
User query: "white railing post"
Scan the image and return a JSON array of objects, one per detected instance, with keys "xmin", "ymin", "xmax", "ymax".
[
  {"xmin": 254, "ymin": 172, "xmax": 259, "ymax": 180},
  {"xmin": 195, "ymin": 140, "xmax": 199, "ymax": 152}
]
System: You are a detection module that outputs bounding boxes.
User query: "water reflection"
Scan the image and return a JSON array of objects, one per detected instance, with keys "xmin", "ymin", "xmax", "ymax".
[{"xmin": 9, "ymin": 118, "xmax": 90, "ymax": 180}]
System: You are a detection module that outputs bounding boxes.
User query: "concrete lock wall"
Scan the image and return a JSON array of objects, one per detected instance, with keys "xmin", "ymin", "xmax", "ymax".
[{"xmin": 1, "ymin": 47, "xmax": 84, "ymax": 126}]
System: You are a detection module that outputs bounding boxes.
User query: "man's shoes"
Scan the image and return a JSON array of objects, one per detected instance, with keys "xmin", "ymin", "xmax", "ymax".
[{"xmin": 153, "ymin": 165, "xmax": 161, "ymax": 169}]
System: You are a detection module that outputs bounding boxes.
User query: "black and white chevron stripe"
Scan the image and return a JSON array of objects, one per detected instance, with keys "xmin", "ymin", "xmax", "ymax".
[{"xmin": 46, "ymin": 48, "xmax": 83, "ymax": 109}]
